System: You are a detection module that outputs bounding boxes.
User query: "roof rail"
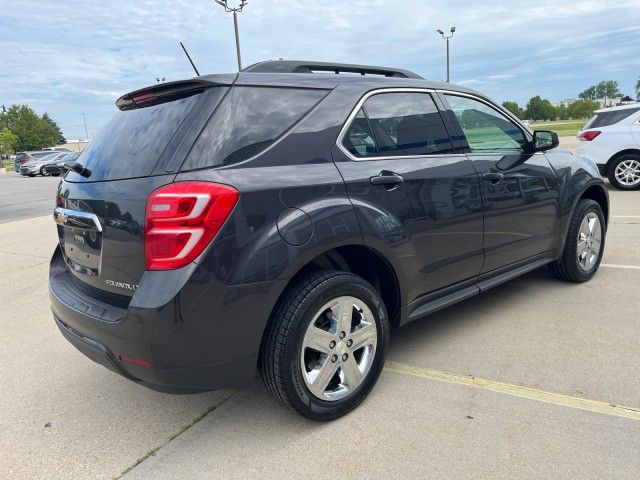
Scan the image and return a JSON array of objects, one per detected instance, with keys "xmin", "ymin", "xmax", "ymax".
[{"xmin": 243, "ymin": 60, "xmax": 424, "ymax": 79}]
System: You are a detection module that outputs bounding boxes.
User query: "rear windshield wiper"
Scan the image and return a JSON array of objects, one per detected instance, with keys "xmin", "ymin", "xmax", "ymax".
[{"xmin": 63, "ymin": 162, "xmax": 92, "ymax": 178}]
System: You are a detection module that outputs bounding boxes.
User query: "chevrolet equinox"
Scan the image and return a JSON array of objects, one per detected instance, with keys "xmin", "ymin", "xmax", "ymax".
[{"xmin": 50, "ymin": 60, "xmax": 609, "ymax": 420}]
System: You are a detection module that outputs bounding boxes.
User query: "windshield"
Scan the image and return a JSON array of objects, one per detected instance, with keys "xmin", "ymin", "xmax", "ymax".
[
  {"xmin": 59, "ymin": 152, "xmax": 80, "ymax": 163},
  {"xmin": 37, "ymin": 153, "xmax": 60, "ymax": 162}
]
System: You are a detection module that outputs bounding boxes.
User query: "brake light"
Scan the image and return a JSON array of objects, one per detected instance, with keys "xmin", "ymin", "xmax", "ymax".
[
  {"xmin": 132, "ymin": 91, "xmax": 156, "ymax": 105},
  {"xmin": 145, "ymin": 182, "xmax": 239, "ymax": 270},
  {"xmin": 578, "ymin": 130, "xmax": 601, "ymax": 141}
]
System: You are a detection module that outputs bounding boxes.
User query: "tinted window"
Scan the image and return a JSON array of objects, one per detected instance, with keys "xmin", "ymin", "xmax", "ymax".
[
  {"xmin": 344, "ymin": 109, "xmax": 378, "ymax": 157},
  {"xmin": 32, "ymin": 151, "xmax": 52, "ymax": 158},
  {"xmin": 67, "ymin": 92, "xmax": 202, "ymax": 181},
  {"xmin": 353, "ymin": 92, "xmax": 452, "ymax": 157},
  {"xmin": 182, "ymin": 86, "xmax": 326, "ymax": 169},
  {"xmin": 445, "ymin": 94, "xmax": 526, "ymax": 151},
  {"xmin": 586, "ymin": 108, "xmax": 640, "ymax": 128}
]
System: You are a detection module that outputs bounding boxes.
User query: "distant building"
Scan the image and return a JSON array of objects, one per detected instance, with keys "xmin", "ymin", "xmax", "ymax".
[
  {"xmin": 56, "ymin": 140, "xmax": 89, "ymax": 152},
  {"xmin": 554, "ymin": 99, "xmax": 576, "ymax": 108},
  {"xmin": 552, "ymin": 97, "xmax": 634, "ymax": 109}
]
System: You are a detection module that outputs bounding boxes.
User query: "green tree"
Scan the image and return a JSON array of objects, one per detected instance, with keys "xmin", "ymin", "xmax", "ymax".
[
  {"xmin": 635, "ymin": 76, "xmax": 640, "ymax": 101},
  {"xmin": 578, "ymin": 85, "xmax": 597, "ymax": 100},
  {"xmin": 0, "ymin": 127, "xmax": 18, "ymax": 155},
  {"xmin": 594, "ymin": 80, "xmax": 622, "ymax": 99},
  {"xmin": 556, "ymin": 103, "xmax": 569, "ymax": 120},
  {"xmin": 525, "ymin": 96, "xmax": 556, "ymax": 121},
  {"xmin": 42, "ymin": 113, "xmax": 66, "ymax": 144},
  {"xmin": 502, "ymin": 101, "xmax": 524, "ymax": 119},
  {"xmin": 567, "ymin": 100, "xmax": 599, "ymax": 119},
  {"xmin": 0, "ymin": 105, "xmax": 60, "ymax": 151}
]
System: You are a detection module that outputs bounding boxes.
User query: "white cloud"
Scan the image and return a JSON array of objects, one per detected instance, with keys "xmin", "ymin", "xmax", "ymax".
[{"xmin": 1, "ymin": 0, "xmax": 638, "ymax": 138}]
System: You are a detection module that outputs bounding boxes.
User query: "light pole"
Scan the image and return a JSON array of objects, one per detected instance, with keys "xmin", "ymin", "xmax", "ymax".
[
  {"xmin": 80, "ymin": 113, "xmax": 89, "ymax": 142},
  {"xmin": 214, "ymin": 0, "xmax": 248, "ymax": 71},
  {"xmin": 436, "ymin": 26, "xmax": 456, "ymax": 82}
]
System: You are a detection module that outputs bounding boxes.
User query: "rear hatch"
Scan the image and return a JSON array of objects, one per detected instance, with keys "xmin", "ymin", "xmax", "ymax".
[{"xmin": 55, "ymin": 80, "xmax": 230, "ymax": 299}]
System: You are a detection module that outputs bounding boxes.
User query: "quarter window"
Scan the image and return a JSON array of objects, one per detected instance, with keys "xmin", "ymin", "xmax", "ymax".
[
  {"xmin": 444, "ymin": 94, "xmax": 527, "ymax": 152},
  {"xmin": 183, "ymin": 86, "xmax": 327, "ymax": 169},
  {"xmin": 342, "ymin": 92, "xmax": 453, "ymax": 158}
]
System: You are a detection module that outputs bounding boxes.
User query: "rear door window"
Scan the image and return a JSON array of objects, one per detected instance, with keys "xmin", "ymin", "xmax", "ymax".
[
  {"xmin": 181, "ymin": 86, "xmax": 327, "ymax": 170},
  {"xmin": 585, "ymin": 108, "xmax": 640, "ymax": 129},
  {"xmin": 66, "ymin": 92, "xmax": 203, "ymax": 182},
  {"xmin": 343, "ymin": 92, "xmax": 453, "ymax": 158}
]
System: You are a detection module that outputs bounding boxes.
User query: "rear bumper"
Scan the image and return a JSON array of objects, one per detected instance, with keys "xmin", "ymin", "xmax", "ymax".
[
  {"xmin": 54, "ymin": 315, "xmax": 256, "ymax": 392},
  {"xmin": 49, "ymin": 247, "xmax": 260, "ymax": 392}
]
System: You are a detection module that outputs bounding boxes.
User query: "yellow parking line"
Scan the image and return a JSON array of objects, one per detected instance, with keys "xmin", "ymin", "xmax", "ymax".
[
  {"xmin": 385, "ymin": 361, "xmax": 640, "ymax": 421},
  {"xmin": 600, "ymin": 263, "xmax": 640, "ymax": 270}
]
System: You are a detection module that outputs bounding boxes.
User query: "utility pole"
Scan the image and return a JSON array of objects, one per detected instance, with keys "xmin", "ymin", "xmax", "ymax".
[
  {"xmin": 436, "ymin": 26, "xmax": 456, "ymax": 82},
  {"xmin": 214, "ymin": 1, "xmax": 248, "ymax": 71}
]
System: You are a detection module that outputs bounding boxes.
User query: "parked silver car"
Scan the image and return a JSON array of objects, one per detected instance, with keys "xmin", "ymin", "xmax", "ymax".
[
  {"xmin": 14, "ymin": 151, "xmax": 54, "ymax": 172},
  {"xmin": 19, "ymin": 152, "xmax": 68, "ymax": 176}
]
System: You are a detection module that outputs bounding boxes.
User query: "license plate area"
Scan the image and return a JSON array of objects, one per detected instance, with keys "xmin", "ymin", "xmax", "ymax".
[{"xmin": 54, "ymin": 208, "xmax": 103, "ymax": 276}]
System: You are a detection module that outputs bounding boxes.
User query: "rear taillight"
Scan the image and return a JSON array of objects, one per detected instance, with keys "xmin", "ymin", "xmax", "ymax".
[
  {"xmin": 578, "ymin": 130, "xmax": 601, "ymax": 141},
  {"xmin": 144, "ymin": 181, "xmax": 239, "ymax": 270}
]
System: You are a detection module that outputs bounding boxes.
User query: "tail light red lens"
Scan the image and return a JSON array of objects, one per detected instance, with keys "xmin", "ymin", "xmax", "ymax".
[
  {"xmin": 144, "ymin": 181, "xmax": 239, "ymax": 270},
  {"xmin": 578, "ymin": 130, "xmax": 601, "ymax": 141}
]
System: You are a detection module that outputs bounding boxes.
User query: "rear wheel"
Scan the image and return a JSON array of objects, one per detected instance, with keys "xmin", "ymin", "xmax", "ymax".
[
  {"xmin": 549, "ymin": 199, "xmax": 605, "ymax": 282},
  {"xmin": 40, "ymin": 166, "xmax": 48, "ymax": 176},
  {"xmin": 260, "ymin": 270, "xmax": 389, "ymax": 421},
  {"xmin": 607, "ymin": 154, "xmax": 640, "ymax": 190}
]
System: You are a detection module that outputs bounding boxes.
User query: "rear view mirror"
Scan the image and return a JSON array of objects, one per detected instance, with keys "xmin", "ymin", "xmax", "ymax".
[{"xmin": 532, "ymin": 130, "xmax": 559, "ymax": 152}]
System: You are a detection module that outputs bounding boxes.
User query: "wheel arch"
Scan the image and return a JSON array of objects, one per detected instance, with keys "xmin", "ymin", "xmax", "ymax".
[
  {"xmin": 265, "ymin": 244, "xmax": 403, "ymax": 336},
  {"xmin": 604, "ymin": 148, "xmax": 640, "ymax": 175},
  {"xmin": 579, "ymin": 184, "xmax": 609, "ymax": 227},
  {"xmin": 556, "ymin": 181, "xmax": 609, "ymax": 260}
]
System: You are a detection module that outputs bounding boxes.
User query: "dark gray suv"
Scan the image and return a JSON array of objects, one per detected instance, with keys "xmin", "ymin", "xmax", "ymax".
[{"xmin": 50, "ymin": 61, "xmax": 608, "ymax": 420}]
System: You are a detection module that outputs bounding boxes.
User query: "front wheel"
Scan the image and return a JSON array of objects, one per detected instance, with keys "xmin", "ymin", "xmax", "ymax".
[
  {"xmin": 607, "ymin": 154, "xmax": 640, "ymax": 190},
  {"xmin": 40, "ymin": 166, "xmax": 48, "ymax": 176},
  {"xmin": 549, "ymin": 199, "xmax": 605, "ymax": 282},
  {"xmin": 260, "ymin": 270, "xmax": 389, "ymax": 421}
]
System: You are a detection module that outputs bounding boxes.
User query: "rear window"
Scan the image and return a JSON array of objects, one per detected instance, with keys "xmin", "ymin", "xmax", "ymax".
[
  {"xmin": 347, "ymin": 92, "xmax": 453, "ymax": 157},
  {"xmin": 181, "ymin": 86, "xmax": 326, "ymax": 170},
  {"xmin": 15, "ymin": 153, "xmax": 26, "ymax": 161},
  {"xmin": 67, "ymin": 92, "xmax": 202, "ymax": 181},
  {"xmin": 585, "ymin": 107, "xmax": 640, "ymax": 129}
]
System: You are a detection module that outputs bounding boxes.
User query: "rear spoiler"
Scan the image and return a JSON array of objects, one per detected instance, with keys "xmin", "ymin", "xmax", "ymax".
[{"xmin": 115, "ymin": 76, "xmax": 235, "ymax": 111}]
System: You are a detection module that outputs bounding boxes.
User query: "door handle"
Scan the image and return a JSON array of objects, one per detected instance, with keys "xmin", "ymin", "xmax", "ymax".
[
  {"xmin": 482, "ymin": 171, "xmax": 504, "ymax": 183},
  {"xmin": 370, "ymin": 171, "xmax": 404, "ymax": 189}
]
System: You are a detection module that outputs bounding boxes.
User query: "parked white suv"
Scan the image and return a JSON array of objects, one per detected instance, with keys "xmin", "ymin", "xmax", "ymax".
[{"xmin": 577, "ymin": 104, "xmax": 640, "ymax": 190}]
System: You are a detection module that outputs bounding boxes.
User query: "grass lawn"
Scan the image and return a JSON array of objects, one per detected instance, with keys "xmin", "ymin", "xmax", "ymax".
[{"xmin": 530, "ymin": 119, "xmax": 588, "ymax": 137}]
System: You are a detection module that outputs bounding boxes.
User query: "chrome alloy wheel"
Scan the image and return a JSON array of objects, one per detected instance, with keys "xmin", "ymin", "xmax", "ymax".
[
  {"xmin": 614, "ymin": 159, "xmax": 640, "ymax": 187},
  {"xmin": 300, "ymin": 296, "xmax": 377, "ymax": 401},
  {"xmin": 576, "ymin": 212, "xmax": 602, "ymax": 271}
]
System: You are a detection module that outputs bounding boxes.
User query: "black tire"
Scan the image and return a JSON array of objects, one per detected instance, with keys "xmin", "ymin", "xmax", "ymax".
[
  {"xmin": 259, "ymin": 270, "xmax": 389, "ymax": 421},
  {"xmin": 40, "ymin": 166, "xmax": 48, "ymax": 176},
  {"xmin": 607, "ymin": 154, "xmax": 640, "ymax": 190},
  {"xmin": 28, "ymin": 173, "xmax": 36, "ymax": 177},
  {"xmin": 549, "ymin": 199, "xmax": 605, "ymax": 283}
]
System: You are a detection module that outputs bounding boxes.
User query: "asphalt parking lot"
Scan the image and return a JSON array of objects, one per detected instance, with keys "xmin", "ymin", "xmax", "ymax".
[{"xmin": 1, "ymin": 159, "xmax": 639, "ymax": 479}]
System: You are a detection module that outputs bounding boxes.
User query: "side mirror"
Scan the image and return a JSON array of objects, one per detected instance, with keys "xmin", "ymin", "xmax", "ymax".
[{"xmin": 532, "ymin": 130, "xmax": 559, "ymax": 152}]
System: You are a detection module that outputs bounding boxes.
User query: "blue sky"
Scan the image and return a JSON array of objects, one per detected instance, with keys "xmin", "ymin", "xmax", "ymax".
[{"xmin": 1, "ymin": 0, "xmax": 638, "ymax": 140}]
